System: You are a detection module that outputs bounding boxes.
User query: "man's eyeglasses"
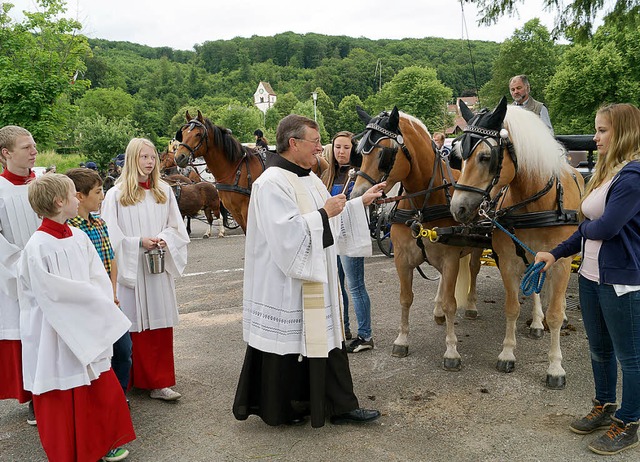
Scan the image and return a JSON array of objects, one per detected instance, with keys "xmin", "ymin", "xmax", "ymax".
[{"xmin": 294, "ymin": 138, "xmax": 322, "ymax": 147}]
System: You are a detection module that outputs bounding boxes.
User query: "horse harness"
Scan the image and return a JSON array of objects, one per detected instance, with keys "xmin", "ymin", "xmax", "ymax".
[
  {"xmin": 176, "ymin": 118, "xmax": 265, "ymax": 197},
  {"xmin": 450, "ymin": 121, "xmax": 581, "ymax": 265}
]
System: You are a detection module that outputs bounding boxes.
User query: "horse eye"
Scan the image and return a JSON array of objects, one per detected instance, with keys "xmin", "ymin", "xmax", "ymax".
[{"xmin": 478, "ymin": 152, "xmax": 491, "ymax": 164}]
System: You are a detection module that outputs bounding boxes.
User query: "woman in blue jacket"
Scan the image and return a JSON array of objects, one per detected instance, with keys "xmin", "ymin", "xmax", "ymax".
[{"xmin": 536, "ymin": 103, "xmax": 640, "ymax": 456}]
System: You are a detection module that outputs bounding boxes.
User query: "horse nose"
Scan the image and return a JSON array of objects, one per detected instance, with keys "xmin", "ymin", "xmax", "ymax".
[{"xmin": 175, "ymin": 153, "xmax": 188, "ymax": 168}]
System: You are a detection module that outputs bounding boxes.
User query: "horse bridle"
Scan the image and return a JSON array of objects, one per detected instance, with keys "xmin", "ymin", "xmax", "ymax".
[
  {"xmin": 175, "ymin": 119, "xmax": 209, "ymax": 159},
  {"xmin": 453, "ymin": 124, "xmax": 517, "ymax": 205},
  {"xmin": 356, "ymin": 116, "xmax": 412, "ymax": 185}
]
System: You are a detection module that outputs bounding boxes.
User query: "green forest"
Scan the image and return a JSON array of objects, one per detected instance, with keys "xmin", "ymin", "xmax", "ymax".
[{"xmin": 1, "ymin": 0, "xmax": 638, "ymax": 168}]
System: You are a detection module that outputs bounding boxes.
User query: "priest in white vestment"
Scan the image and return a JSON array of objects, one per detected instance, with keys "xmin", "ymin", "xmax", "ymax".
[
  {"xmin": 233, "ymin": 114, "xmax": 384, "ymax": 428},
  {"xmin": 102, "ymin": 138, "xmax": 189, "ymax": 402},
  {"xmin": 0, "ymin": 125, "xmax": 40, "ymax": 414}
]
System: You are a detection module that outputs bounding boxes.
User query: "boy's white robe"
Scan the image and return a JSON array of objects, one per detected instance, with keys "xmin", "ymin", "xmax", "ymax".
[
  {"xmin": 101, "ymin": 182, "xmax": 189, "ymax": 331},
  {"xmin": 18, "ymin": 229, "xmax": 131, "ymax": 394},
  {"xmin": 242, "ymin": 166, "xmax": 371, "ymax": 357},
  {"xmin": 0, "ymin": 177, "xmax": 40, "ymax": 340}
]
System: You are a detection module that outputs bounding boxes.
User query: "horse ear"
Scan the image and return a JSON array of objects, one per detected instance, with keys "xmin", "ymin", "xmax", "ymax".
[
  {"xmin": 175, "ymin": 128, "xmax": 183, "ymax": 142},
  {"xmin": 356, "ymin": 105, "xmax": 371, "ymax": 125},
  {"xmin": 487, "ymin": 96, "xmax": 508, "ymax": 128},
  {"xmin": 196, "ymin": 110, "xmax": 204, "ymax": 122},
  {"xmin": 389, "ymin": 106, "xmax": 400, "ymax": 131},
  {"xmin": 459, "ymin": 99, "xmax": 474, "ymax": 123},
  {"xmin": 185, "ymin": 110, "xmax": 192, "ymax": 121}
]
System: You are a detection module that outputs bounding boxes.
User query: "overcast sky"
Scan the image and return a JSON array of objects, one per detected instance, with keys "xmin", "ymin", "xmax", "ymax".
[{"xmin": 6, "ymin": 0, "xmax": 568, "ymax": 50}]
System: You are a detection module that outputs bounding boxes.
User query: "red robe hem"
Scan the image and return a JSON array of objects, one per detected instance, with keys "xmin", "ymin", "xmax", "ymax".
[
  {"xmin": 0, "ymin": 340, "xmax": 32, "ymax": 403},
  {"xmin": 130, "ymin": 327, "xmax": 176, "ymax": 389},
  {"xmin": 33, "ymin": 369, "xmax": 135, "ymax": 462}
]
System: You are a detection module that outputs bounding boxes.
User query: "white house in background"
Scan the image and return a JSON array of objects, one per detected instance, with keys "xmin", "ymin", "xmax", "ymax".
[{"xmin": 254, "ymin": 81, "xmax": 276, "ymax": 113}]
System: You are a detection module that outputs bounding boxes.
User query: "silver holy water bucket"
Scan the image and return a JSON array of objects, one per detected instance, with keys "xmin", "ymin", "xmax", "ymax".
[{"xmin": 144, "ymin": 248, "xmax": 165, "ymax": 274}]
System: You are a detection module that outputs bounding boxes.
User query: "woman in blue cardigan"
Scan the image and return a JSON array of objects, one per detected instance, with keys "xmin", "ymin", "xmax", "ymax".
[{"xmin": 536, "ymin": 103, "xmax": 640, "ymax": 456}]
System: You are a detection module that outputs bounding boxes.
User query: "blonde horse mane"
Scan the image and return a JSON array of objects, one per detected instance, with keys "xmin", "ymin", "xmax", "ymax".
[
  {"xmin": 503, "ymin": 106, "xmax": 569, "ymax": 180},
  {"xmin": 399, "ymin": 112, "xmax": 432, "ymax": 139}
]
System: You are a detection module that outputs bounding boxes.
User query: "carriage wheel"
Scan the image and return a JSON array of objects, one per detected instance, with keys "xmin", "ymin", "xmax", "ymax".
[
  {"xmin": 223, "ymin": 213, "xmax": 240, "ymax": 230},
  {"xmin": 375, "ymin": 210, "xmax": 394, "ymax": 257}
]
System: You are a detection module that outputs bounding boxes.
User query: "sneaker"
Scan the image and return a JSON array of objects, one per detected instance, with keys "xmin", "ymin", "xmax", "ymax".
[
  {"xmin": 588, "ymin": 417, "xmax": 639, "ymax": 455},
  {"xmin": 103, "ymin": 447, "xmax": 129, "ymax": 461},
  {"xmin": 27, "ymin": 401, "xmax": 37, "ymax": 426},
  {"xmin": 346, "ymin": 336, "xmax": 374, "ymax": 353},
  {"xmin": 569, "ymin": 399, "xmax": 617, "ymax": 434},
  {"xmin": 149, "ymin": 387, "xmax": 181, "ymax": 401},
  {"xmin": 345, "ymin": 329, "xmax": 353, "ymax": 341}
]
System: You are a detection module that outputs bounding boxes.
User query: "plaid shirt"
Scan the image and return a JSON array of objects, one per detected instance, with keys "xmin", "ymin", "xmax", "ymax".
[{"xmin": 67, "ymin": 213, "xmax": 115, "ymax": 276}]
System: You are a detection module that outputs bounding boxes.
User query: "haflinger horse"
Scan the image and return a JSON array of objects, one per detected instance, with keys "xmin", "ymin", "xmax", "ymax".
[
  {"xmin": 174, "ymin": 110, "xmax": 327, "ymax": 233},
  {"xmin": 450, "ymin": 96, "xmax": 584, "ymax": 389},
  {"xmin": 350, "ymin": 106, "xmax": 483, "ymax": 370}
]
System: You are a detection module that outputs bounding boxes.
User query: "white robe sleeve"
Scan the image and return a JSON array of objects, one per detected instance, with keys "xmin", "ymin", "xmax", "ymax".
[
  {"xmin": 252, "ymin": 178, "xmax": 328, "ymax": 283},
  {"xmin": 19, "ymin": 233, "xmax": 131, "ymax": 366},
  {"xmin": 156, "ymin": 190, "xmax": 189, "ymax": 277},
  {"xmin": 336, "ymin": 196, "xmax": 373, "ymax": 257},
  {"xmin": 0, "ymin": 233, "xmax": 20, "ymax": 299},
  {"xmin": 101, "ymin": 188, "xmax": 141, "ymax": 288}
]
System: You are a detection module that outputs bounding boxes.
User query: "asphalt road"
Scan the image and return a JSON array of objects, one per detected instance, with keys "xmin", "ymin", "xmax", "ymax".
[{"xmin": 0, "ymin": 217, "xmax": 635, "ymax": 461}]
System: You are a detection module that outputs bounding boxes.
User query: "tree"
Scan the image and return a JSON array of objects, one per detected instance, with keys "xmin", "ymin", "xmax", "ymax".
[
  {"xmin": 478, "ymin": 19, "xmax": 558, "ymax": 108},
  {"xmin": 464, "ymin": 0, "xmax": 639, "ymax": 42},
  {"xmin": 76, "ymin": 115, "xmax": 138, "ymax": 170},
  {"xmin": 212, "ymin": 102, "xmax": 264, "ymax": 143},
  {"xmin": 367, "ymin": 66, "xmax": 453, "ymax": 132},
  {"xmin": 76, "ymin": 87, "xmax": 135, "ymax": 121},
  {"xmin": 0, "ymin": 0, "xmax": 91, "ymax": 148},
  {"xmin": 273, "ymin": 92, "xmax": 299, "ymax": 118},
  {"xmin": 336, "ymin": 95, "xmax": 366, "ymax": 135}
]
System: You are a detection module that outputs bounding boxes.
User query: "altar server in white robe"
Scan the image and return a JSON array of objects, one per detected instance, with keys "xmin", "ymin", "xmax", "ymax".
[
  {"xmin": 18, "ymin": 174, "xmax": 135, "ymax": 462},
  {"xmin": 0, "ymin": 126, "xmax": 40, "ymax": 419},
  {"xmin": 102, "ymin": 137, "xmax": 189, "ymax": 402},
  {"xmin": 233, "ymin": 114, "xmax": 384, "ymax": 428}
]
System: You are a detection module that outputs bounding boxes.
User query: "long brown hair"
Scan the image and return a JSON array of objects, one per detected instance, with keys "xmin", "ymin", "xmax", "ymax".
[
  {"xmin": 584, "ymin": 103, "xmax": 640, "ymax": 198},
  {"xmin": 321, "ymin": 131, "xmax": 354, "ymax": 190}
]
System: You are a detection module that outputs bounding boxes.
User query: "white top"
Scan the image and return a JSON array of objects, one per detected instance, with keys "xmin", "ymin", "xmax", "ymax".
[
  {"xmin": 0, "ymin": 176, "xmax": 41, "ymax": 340},
  {"xmin": 17, "ymin": 228, "xmax": 131, "ymax": 394},
  {"xmin": 101, "ymin": 182, "xmax": 189, "ymax": 331},
  {"xmin": 242, "ymin": 166, "xmax": 371, "ymax": 356}
]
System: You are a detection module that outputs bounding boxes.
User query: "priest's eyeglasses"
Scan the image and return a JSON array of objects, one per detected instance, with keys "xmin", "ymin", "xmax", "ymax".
[{"xmin": 294, "ymin": 137, "xmax": 322, "ymax": 146}]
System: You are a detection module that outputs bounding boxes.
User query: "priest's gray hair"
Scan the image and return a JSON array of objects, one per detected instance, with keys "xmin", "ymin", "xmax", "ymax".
[{"xmin": 276, "ymin": 114, "xmax": 319, "ymax": 154}]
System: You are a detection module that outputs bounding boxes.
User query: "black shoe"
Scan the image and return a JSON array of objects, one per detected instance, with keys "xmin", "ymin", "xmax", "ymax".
[
  {"xmin": 330, "ymin": 408, "xmax": 380, "ymax": 425},
  {"xmin": 286, "ymin": 416, "xmax": 307, "ymax": 426},
  {"xmin": 346, "ymin": 336, "xmax": 374, "ymax": 353}
]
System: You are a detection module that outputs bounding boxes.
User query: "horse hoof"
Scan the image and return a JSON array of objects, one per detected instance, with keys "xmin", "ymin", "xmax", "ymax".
[
  {"xmin": 464, "ymin": 310, "xmax": 478, "ymax": 320},
  {"xmin": 561, "ymin": 319, "xmax": 569, "ymax": 330},
  {"xmin": 546, "ymin": 374, "xmax": 566, "ymax": 390},
  {"xmin": 391, "ymin": 344, "xmax": 409, "ymax": 358},
  {"xmin": 528, "ymin": 328, "xmax": 544, "ymax": 339},
  {"xmin": 496, "ymin": 360, "xmax": 516, "ymax": 373},
  {"xmin": 434, "ymin": 315, "xmax": 446, "ymax": 325},
  {"xmin": 443, "ymin": 357, "xmax": 462, "ymax": 371},
  {"xmin": 203, "ymin": 235, "xmax": 210, "ymax": 239}
]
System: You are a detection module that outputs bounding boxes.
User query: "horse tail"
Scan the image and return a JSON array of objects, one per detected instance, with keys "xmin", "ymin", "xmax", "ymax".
[{"xmin": 455, "ymin": 253, "xmax": 471, "ymax": 309}]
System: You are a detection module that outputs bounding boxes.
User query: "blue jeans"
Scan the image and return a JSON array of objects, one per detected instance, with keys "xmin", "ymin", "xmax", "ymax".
[
  {"xmin": 579, "ymin": 276, "xmax": 640, "ymax": 423},
  {"xmin": 112, "ymin": 331, "xmax": 132, "ymax": 394},
  {"xmin": 338, "ymin": 255, "xmax": 372, "ymax": 339}
]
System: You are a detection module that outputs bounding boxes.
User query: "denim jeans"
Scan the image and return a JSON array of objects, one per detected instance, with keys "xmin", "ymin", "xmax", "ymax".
[
  {"xmin": 112, "ymin": 331, "xmax": 133, "ymax": 394},
  {"xmin": 579, "ymin": 276, "xmax": 640, "ymax": 423},
  {"xmin": 338, "ymin": 255, "xmax": 372, "ymax": 339}
]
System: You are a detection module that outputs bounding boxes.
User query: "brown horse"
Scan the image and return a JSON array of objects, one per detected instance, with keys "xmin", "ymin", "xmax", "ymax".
[
  {"xmin": 160, "ymin": 150, "xmax": 200, "ymax": 183},
  {"xmin": 174, "ymin": 110, "xmax": 327, "ymax": 233},
  {"xmin": 350, "ymin": 107, "xmax": 483, "ymax": 369},
  {"xmin": 162, "ymin": 176, "xmax": 224, "ymax": 239},
  {"xmin": 450, "ymin": 97, "xmax": 584, "ymax": 388}
]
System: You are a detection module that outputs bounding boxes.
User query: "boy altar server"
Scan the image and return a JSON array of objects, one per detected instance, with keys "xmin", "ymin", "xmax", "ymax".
[{"xmin": 18, "ymin": 173, "xmax": 135, "ymax": 462}]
